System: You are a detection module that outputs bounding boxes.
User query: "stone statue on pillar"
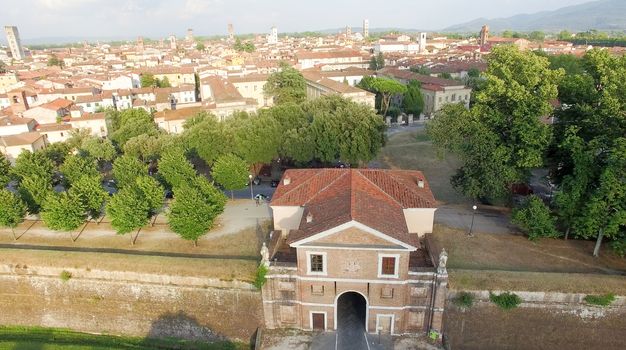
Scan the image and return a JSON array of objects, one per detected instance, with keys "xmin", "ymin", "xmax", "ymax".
[
  {"xmin": 437, "ymin": 248, "xmax": 448, "ymax": 275},
  {"xmin": 260, "ymin": 242, "xmax": 270, "ymax": 267}
]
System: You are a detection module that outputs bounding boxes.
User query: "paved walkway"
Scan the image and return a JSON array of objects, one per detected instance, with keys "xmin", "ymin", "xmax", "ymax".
[{"xmin": 434, "ymin": 204, "xmax": 516, "ymax": 235}]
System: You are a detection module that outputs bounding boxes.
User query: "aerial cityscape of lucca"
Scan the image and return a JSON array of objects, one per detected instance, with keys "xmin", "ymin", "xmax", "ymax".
[{"xmin": 0, "ymin": 0, "xmax": 625, "ymax": 349}]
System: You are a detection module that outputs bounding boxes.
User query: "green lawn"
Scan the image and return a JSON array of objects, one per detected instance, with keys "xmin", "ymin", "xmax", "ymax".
[{"xmin": 0, "ymin": 326, "xmax": 248, "ymax": 350}]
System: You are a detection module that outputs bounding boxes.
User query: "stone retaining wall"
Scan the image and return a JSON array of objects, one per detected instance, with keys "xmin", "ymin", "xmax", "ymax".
[
  {"xmin": 0, "ymin": 264, "xmax": 262, "ymax": 342},
  {"xmin": 444, "ymin": 289, "xmax": 626, "ymax": 350}
]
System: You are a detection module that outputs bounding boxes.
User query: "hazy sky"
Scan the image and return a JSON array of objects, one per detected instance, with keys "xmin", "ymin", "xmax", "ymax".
[{"xmin": 1, "ymin": 0, "xmax": 594, "ymax": 41}]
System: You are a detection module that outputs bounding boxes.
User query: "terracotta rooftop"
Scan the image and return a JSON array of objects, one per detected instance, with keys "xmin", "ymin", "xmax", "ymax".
[{"xmin": 270, "ymin": 169, "xmax": 436, "ymax": 247}]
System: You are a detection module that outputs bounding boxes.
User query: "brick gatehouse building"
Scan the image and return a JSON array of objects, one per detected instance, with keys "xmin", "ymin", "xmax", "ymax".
[{"xmin": 261, "ymin": 168, "xmax": 448, "ymax": 337}]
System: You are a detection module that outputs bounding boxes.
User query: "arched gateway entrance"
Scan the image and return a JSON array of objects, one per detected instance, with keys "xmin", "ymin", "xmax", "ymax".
[{"xmin": 335, "ymin": 291, "xmax": 368, "ymax": 332}]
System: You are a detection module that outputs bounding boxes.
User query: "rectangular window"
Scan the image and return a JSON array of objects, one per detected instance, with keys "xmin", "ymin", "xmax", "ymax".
[
  {"xmin": 382, "ymin": 257, "xmax": 396, "ymax": 275},
  {"xmin": 306, "ymin": 252, "xmax": 327, "ymax": 275},
  {"xmin": 310, "ymin": 255, "xmax": 324, "ymax": 272},
  {"xmin": 378, "ymin": 254, "xmax": 399, "ymax": 278}
]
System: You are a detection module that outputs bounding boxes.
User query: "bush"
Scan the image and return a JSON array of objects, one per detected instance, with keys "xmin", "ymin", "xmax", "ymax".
[
  {"xmin": 584, "ymin": 293, "xmax": 615, "ymax": 306},
  {"xmin": 454, "ymin": 291, "xmax": 474, "ymax": 308},
  {"xmin": 489, "ymin": 291, "xmax": 521, "ymax": 310},
  {"xmin": 610, "ymin": 238, "xmax": 626, "ymax": 258},
  {"xmin": 60, "ymin": 270, "xmax": 72, "ymax": 282},
  {"xmin": 253, "ymin": 264, "xmax": 268, "ymax": 289},
  {"xmin": 512, "ymin": 195, "xmax": 560, "ymax": 240}
]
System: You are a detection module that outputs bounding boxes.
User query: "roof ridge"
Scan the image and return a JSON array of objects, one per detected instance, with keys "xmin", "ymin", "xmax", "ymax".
[
  {"xmin": 355, "ymin": 169, "xmax": 405, "ymax": 208},
  {"xmin": 304, "ymin": 169, "xmax": 349, "ymax": 205}
]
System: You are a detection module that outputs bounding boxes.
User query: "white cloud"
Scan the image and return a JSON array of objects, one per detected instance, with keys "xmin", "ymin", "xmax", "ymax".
[
  {"xmin": 177, "ymin": 0, "xmax": 222, "ymax": 19},
  {"xmin": 38, "ymin": 0, "xmax": 97, "ymax": 9}
]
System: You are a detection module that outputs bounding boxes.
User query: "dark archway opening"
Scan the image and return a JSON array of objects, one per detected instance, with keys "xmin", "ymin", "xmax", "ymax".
[{"xmin": 337, "ymin": 292, "xmax": 367, "ymax": 331}]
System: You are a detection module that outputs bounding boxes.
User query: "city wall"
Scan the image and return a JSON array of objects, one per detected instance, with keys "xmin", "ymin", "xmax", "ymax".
[
  {"xmin": 0, "ymin": 263, "xmax": 263, "ymax": 342},
  {"xmin": 444, "ymin": 289, "xmax": 626, "ymax": 350}
]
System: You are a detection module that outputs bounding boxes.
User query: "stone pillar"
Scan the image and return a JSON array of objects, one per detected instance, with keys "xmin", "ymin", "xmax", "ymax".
[
  {"xmin": 427, "ymin": 272, "xmax": 448, "ymax": 343},
  {"xmin": 396, "ymin": 115, "xmax": 403, "ymax": 125},
  {"xmin": 408, "ymin": 114, "xmax": 414, "ymax": 124},
  {"xmin": 385, "ymin": 116, "xmax": 392, "ymax": 126}
]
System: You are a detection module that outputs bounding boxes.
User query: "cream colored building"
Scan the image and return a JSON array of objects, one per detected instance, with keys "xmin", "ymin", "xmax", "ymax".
[
  {"xmin": 0, "ymin": 73, "xmax": 19, "ymax": 94},
  {"xmin": 227, "ymin": 74, "xmax": 273, "ymax": 108},
  {"xmin": 0, "ymin": 132, "xmax": 47, "ymax": 163},
  {"xmin": 303, "ymin": 71, "xmax": 375, "ymax": 108}
]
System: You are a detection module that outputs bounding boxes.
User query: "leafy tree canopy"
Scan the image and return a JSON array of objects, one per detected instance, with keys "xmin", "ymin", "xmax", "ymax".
[{"xmin": 264, "ymin": 63, "xmax": 307, "ymax": 104}]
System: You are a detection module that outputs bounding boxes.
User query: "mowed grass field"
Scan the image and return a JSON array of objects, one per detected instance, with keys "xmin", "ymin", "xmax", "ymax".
[
  {"xmin": 0, "ymin": 326, "xmax": 247, "ymax": 350},
  {"xmin": 373, "ymin": 127, "xmax": 470, "ymax": 205}
]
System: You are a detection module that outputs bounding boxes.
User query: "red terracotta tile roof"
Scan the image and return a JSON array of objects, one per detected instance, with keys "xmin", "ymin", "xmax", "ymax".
[{"xmin": 271, "ymin": 169, "xmax": 436, "ymax": 246}]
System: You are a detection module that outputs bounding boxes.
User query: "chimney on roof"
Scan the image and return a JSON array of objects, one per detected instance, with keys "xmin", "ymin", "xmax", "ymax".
[
  {"xmin": 418, "ymin": 179, "xmax": 424, "ymax": 188},
  {"xmin": 283, "ymin": 176, "xmax": 291, "ymax": 186},
  {"xmin": 306, "ymin": 212, "xmax": 313, "ymax": 223}
]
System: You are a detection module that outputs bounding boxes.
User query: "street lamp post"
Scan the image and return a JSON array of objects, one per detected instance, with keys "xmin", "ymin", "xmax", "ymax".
[
  {"xmin": 468, "ymin": 205, "xmax": 477, "ymax": 237},
  {"xmin": 248, "ymin": 174, "xmax": 254, "ymax": 200}
]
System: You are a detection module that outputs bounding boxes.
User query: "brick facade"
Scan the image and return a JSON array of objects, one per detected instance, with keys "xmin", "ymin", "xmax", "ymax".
[{"xmin": 262, "ymin": 169, "xmax": 448, "ymax": 337}]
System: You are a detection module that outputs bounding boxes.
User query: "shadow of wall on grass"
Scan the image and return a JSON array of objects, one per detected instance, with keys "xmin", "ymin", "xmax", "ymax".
[{"xmin": 146, "ymin": 310, "xmax": 221, "ymax": 342}]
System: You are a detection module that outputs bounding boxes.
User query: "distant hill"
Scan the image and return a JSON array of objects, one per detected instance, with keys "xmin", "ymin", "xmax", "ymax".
[{"xmin": 443, "ymin": 0, "xmax": 626, "ymax": 33}]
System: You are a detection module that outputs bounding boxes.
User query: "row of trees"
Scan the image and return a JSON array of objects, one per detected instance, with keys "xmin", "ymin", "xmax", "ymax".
[
  {"xmin": 0, "ymin": 87, "xmax": 387, "ymax": 244},
  {"xmin": 427, "ymin": 45, "xmax": 625, "ymax": 256}
]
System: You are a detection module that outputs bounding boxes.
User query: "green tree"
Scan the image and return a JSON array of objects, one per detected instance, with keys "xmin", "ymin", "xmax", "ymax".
[
  {"xmin": 196, "ymin": 42, "xmax": 205, "ymax": 51},
  {"xmin": 0, "ymin": 153, "xmax": 10, "ymax": 188},
  {"xmin": 12, "ymin": 150, "xmax": 54, "ymax": 182},
  {"xmin": 158, "ymin": 76, "xmax": 171, "ymax": 88},
  {"xmin": 111, "ymin": 109, "xmax": 159, "ymax": 147},
  {"xmin": 402, "ymin": 80, "xmax": 424, "ymax": 116},
  {"xmin": 430, "ymin": 45, "xmax": 562, "ymax": 202},
  {"xmin": 41, "ymin": 192, "xmax": 86, "ymax": 239},
  {"xmin": 123, "ymin": 133, "xmax": 170, "ymax": 162},
  {"xmin": 212, "ymin": 154, "xmax": 249, "ymax": 199},
  {"xmin": 306, "ymin": 95, "xmax": 386, "ymax": 165},
  {"xmin": 168, "ymin": 177, "xmax": 226, "ymax": 246},
  {"xmin": 0, "ymin": 189, "xmax": 27, "ymax": 240},
  {"xmin": 410, "ymin": 66, "xmax": 431, "ymax": 75},
  {"xmin": 106, "ymin": 185, "xmax": 150, "ymax": 244},
  {"xmin": 376, "ymin": 52, "xmax": 385, "ymax": 69},
  {"xmin": 369, "ymin": 56, "xmax": 378, "ymax": 71},
  {"xmin": 60, "ymin": 154, "xmax": 99, "ymax": 185},
  {"xmin": 40, "ymin": 142, "xmax": 70, "ymax": 167},
  {"xmin": 512, "ymin": 195, "xmax": 560, "ymax": 240},
  {"xmin": 558, "ymin": 30, "xmax": 572, "ymax": 40},
  {"xmin": 140, "ymin": 73, "xmax": 156, "ymax": 88},
  {"xmin": 529, "ymin": 31, "xmax": 546, "ymax": 41},
  {"xmin": 18, "ymin": 175, "xmax": 53, "ymax": 214},
  {"xmin": 71, "ymin": 175, "xmax": 107, "ymax": 221},
  {"xmin": 112, "ymin": 155, "xmax": 148, "ymax": 189},
  {"xmin": 157, "ymin": 148, "xmax": 197, "ymax": 189},
  {"xmin": 438, "ymin": 72, "xmax": 452, "ymax": 79},
  {"xmin": 573, "ymin": 139, "xmax": 626, "ymax": 257},
  {"xmin": 264, "ymin": 63, "xmax": 307, "ymax": 104},
  {"xmin": 550, "ymin": 49, "xmax": 626, "ymax": 255},
  {"xmin": 370, "ymin": 77, "xmax": 407, "ymax": 116},
  {"xmin": 182, "ymin": 113, "xmax": 233, "ymax": 165},
  {"xmin": 47, "ymin": 54, "xmax": 63, "ymax": 68},
  {"xmin": 80, "ymin": 136, "xmax": 117, "ymax": 162},
  {"xmin": 134, "ymin": 176, "xmax": 164, "ymax": 216},
  {"xmin": 232, "ymin": 114, "xmax": 281, "ymax": 164}
]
